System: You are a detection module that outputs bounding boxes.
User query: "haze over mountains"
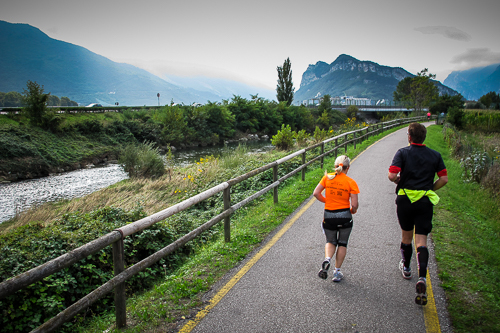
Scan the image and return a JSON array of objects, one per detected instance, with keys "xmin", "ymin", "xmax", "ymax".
[
  {"xmin": 1, "ymin": 20, "xmax": 496, "ymax": 106},
  {"xmin": 444, "ymin": 63, "xmax": 500, "ymax": 100},
  {"xmin": 0, "ymin": 20, "xmax": 275, "ymax": 106}
]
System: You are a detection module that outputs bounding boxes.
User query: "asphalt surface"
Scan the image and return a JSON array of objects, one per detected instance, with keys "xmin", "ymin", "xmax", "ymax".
[{"xmin": 182, "ymin": 123, "xmax": 453, "ymax": 333}]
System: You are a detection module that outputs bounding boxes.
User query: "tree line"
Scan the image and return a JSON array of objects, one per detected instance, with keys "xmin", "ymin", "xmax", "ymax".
[{"xmin": 0, "ymin": 84, "xmax": 78, "ymax": 107}]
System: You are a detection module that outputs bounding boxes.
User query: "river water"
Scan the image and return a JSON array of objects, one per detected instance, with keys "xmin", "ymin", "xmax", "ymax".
[{"xmin": 0, "ymin": 140, "xmax": 274, "ymax": 224}]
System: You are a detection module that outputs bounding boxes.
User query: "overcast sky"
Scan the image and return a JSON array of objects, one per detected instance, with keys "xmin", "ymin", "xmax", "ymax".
[{"xmin": 2, "ymin": 0, "xmax": 500, "ymax": 91}]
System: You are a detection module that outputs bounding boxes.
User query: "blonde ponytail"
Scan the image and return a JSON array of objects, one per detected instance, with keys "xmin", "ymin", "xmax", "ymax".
[{"xmin": 326, "ymin": 155, "xmax": 350, "ymax": 179}]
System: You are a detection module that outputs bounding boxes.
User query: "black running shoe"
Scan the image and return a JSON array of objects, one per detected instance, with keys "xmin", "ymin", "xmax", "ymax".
[
  {"xmin": 318, "ymin": 260, "xmax": 330, "ymax": 280},
  {"xmin": 415, "ymin": 278, "xmax": 427, "ymax": 305}
]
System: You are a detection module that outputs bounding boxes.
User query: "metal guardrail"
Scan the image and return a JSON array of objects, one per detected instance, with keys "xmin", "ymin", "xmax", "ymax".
[{"xmin": 0, "ymin": 116, "xmax": 426, "ymax": 333}]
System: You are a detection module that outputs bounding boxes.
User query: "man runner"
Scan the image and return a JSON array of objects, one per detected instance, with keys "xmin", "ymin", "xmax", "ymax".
[{"xmin": 388, "ymin": 123, "xmax": 448, "ymax": 305}]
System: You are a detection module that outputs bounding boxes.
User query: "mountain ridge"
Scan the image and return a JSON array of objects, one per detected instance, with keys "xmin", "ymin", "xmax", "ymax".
[
  {"xmin": 0, "ymin": 20, "xmax": 273, "ymax": 106},
  {"xmin": 295, "ymin": 54, "xmax": 458, "ymax": 102}
]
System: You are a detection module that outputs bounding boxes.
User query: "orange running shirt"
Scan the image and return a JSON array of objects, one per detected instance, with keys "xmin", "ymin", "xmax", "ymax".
[{"xmin": 319, "ymin": 172, "xmax": 360, "ymax": 210}]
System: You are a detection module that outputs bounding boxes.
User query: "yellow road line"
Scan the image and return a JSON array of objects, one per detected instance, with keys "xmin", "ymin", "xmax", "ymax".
[
  {"xmin": 413, "ymin": 234, "xmax": 441, "ymax": 333},
  {"xmin": 179, "ymin": 198, "xmax": 316, "ymax": 333},
  {"xmin": 423, "ymin": 271, "xmax": 441, "ymax": 332}
]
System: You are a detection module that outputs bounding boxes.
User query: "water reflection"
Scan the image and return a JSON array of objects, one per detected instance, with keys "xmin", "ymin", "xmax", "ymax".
[{"xmin": 0, "ymin": 140, "xmax": 274, "ymax": 224}]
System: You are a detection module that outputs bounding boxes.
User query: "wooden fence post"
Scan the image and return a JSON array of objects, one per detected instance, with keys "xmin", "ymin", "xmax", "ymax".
[
  {"xmin": 301, "ymin": 151, "xmax": 306, "ymax": 181},
  {"xmin": 113, "ymin": 238, "xmax": 126, "ymax": 329},
  {"xmin": 335, "ymin": 138, "xmax": 338, "ymax": 159},
  {"xmin": 224, "ymin": 187, "xmax": 231, "ymax": 242},
  {"xmin": 353, "ymin": 131, "xmax": 357, "ymax": 150},
  {"xmin": 273, "ymin": 165, "xmax": 278, "ymax": 204},
  {"xmin": 320, "ymin": 142, "xmax": 324, "ymax": 169}
]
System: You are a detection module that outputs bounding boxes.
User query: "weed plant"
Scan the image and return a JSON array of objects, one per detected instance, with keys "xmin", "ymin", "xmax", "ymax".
[
  {"xmin": 442, "ymin": 124, "xmax": 500, "ymax": 199},
  {"xmin": 119, "ymin": 142, "xmax": 166, "ymax": 179},
  {"xmin": 427, "ymin": 125, "xmax": 500, "ymax": 332}
]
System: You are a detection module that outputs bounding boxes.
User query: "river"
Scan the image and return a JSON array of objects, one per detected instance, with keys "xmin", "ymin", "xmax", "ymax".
[{"xmin": 0, "ymin": 140, "xmax": 274, "ymax": 224}]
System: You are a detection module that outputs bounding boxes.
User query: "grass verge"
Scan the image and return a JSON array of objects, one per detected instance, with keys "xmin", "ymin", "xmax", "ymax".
[
  {"xmin": 72, "ymin": 125, "xmax": 406, "ymax": 333},
  {"xmin": 427, "ymin": 125, "xmax": 500, "ymax": 333}
]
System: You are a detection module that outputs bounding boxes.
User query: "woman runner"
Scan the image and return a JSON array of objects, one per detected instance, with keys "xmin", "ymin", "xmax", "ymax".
[{"xmin": 313, "ymin": 155, "xmax": 359, "ymax": 282}]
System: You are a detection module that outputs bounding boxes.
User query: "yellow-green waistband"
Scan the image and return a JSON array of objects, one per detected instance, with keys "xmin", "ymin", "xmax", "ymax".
[{"xmin": 397, "ymin": 188, "xmax": 440, "ymax": 205}]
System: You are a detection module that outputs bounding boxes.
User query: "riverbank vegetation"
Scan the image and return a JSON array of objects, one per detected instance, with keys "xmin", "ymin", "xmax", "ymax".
[
  {"xmin": 1, "ymin": 118, "xmax": 406, "ymax": 333},
  {"xmin": 1, "ymin": 93, "xmax": 348, "ymax": 181}
]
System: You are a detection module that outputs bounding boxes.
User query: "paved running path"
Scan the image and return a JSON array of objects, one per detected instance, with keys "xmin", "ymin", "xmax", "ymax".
[{"xmin": 181, "ymin": 123, "xmax": 452, "ymax": 333}]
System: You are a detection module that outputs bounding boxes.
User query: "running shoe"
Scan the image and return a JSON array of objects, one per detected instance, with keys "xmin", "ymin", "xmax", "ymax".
[
  {"xmin": 415, "ymin": 277, "xmax": 428, "ymax": 305},
  {"xmin": 332, "ymin": 270, "xmax": 344, "ymax": 282},
  {"xmin": 318, "ymin": 260, "xmax": 330, "ymax": 280},
  {"xmin": 399, "ymin": 259, "xmax": 412, "ymax": 280}
]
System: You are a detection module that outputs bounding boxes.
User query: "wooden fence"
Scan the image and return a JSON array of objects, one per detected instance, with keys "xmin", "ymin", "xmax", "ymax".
[{"xmin": 0, "ymin": 116, "xmax": 426, "ymax": 333}]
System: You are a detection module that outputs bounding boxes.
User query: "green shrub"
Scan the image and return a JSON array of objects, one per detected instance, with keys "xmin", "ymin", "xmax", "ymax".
[
  {"xmin": 271, "ymin": 124, "xmax": 295, "ymax": 150},
  {"xmin": 447, "ymin": 106, "xmax": 465, "ymax": 129},
  {"xmin": 74, "ymin": 119, "xmax": 104, "ymax": 134},
  {"xmin": 0, "ymin": 204, "xmax": 213, "ymax": 333},
  {"xmin": 294, "ymin": 129, "xmax": 310, "ymax": 147},
  {"xmin": 313, "ymin": 126, "xmax": 328, "ymax": 143},
  {"xmin": 119, "ymin": 141, "xmax": 166, "ymax": 179}
]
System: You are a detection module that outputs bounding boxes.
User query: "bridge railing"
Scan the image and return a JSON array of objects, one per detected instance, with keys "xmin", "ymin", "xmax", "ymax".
[{"xmin": 0, "ymin": 116, "xmax": 426, "ymax": 333}]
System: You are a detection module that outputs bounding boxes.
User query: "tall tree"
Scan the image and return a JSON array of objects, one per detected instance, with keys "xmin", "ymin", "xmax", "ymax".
[
  {"xmin": 22, "ymin": 80, "xmax": 49, "ymax": 126},
  {"xmin": 393, "ymin": 69, "xmax": 438, "ymax": 113},
  {"xmin": 479, "ymin": 91, "xmax": 500, "ymax": 109},
  {"xmin": 276, "ymin": 57, "xmax": 294, "ymax": 106}
]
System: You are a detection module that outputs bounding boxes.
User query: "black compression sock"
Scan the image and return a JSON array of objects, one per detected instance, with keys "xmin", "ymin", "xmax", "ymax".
[
  {"xmin": 400, "ymin": 242, "xmax": 412, "ymax": 268},
  {"xmin": 417, "ymin": 246, "xmax": 429, "ymax": 278}
]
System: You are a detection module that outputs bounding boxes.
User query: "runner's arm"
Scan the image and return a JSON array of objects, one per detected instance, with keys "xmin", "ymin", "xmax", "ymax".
[
  {"xmin": 433, "ymin": 175, "xmax": 448, "ymax": 191},
  {"xmin": 388, "ymin": 172, "xmax": 400, "ymax": 184},
  {"xmin": 350, "ymin": 193, "xmax": 358, "ymax": 214},
  {"xmin": 313, "ymin": 183, "xmax": 326, "ymax": 203}
]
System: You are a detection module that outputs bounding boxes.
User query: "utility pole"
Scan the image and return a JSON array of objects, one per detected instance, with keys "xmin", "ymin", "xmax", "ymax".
[{"xmin": 157, "ymin": 93, "xmax": 160, "ymax": 106}]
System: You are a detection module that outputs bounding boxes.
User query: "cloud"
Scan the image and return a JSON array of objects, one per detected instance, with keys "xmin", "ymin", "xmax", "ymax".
[
  {"xmin": 414, "ymin": 26, "xmax": 471, "ymax": 42},
  {"xmin": 451, "ymin": 48, "xmax": 500, "ymax": 66}
]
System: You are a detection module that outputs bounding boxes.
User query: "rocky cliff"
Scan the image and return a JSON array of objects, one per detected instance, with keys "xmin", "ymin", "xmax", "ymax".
[{"xmin": 295, "ymin": 54, "xmax": 458, "ymax": 102}]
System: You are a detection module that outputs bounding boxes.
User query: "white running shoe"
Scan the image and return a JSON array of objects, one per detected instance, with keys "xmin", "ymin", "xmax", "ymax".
[{"xmin": 332, "ymin": 270, "xmax": 343, "ymax": 282}]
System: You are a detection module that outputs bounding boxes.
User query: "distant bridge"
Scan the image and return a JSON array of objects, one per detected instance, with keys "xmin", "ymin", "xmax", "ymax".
[{"xmin": 310, "ymin": 105, "xmax": 427, "ymax": 112}]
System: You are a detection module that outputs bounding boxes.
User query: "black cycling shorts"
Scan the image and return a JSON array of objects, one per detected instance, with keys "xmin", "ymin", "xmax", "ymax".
[{"xmin": 396, "ymin": 195, "xmax": 433, "ymax": 235}]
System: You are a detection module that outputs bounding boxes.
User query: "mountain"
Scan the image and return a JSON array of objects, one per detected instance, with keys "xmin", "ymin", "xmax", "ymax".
[
  {"xmin": 295, "ymin": 54, "xmax": 458, "ymax": 103},
  {"xmin": 0, "ymin": 20, "xmax": 273, "ymax": 106},
  {"xmin": 443, "ymin": 63, "xmax": 500, "ymax": 100},
  {"xmin": 161, "ymin": 75, "xmax": 276, "ymax": 101}
]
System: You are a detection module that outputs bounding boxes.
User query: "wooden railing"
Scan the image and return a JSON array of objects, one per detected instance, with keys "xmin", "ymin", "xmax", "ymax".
[{"xmin": 0, "ymin": 116, "xmax": 426, "ymax": 333}]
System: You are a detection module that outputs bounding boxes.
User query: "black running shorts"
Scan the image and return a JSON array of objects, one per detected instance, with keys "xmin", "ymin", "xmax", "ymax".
[
  {"xmin": 396, "ymin": 195, "xmax": 433, "ymax": 235},
  {"xmin": 322, "ymin": 208, "xmax": 353, "ymax": 247}
]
